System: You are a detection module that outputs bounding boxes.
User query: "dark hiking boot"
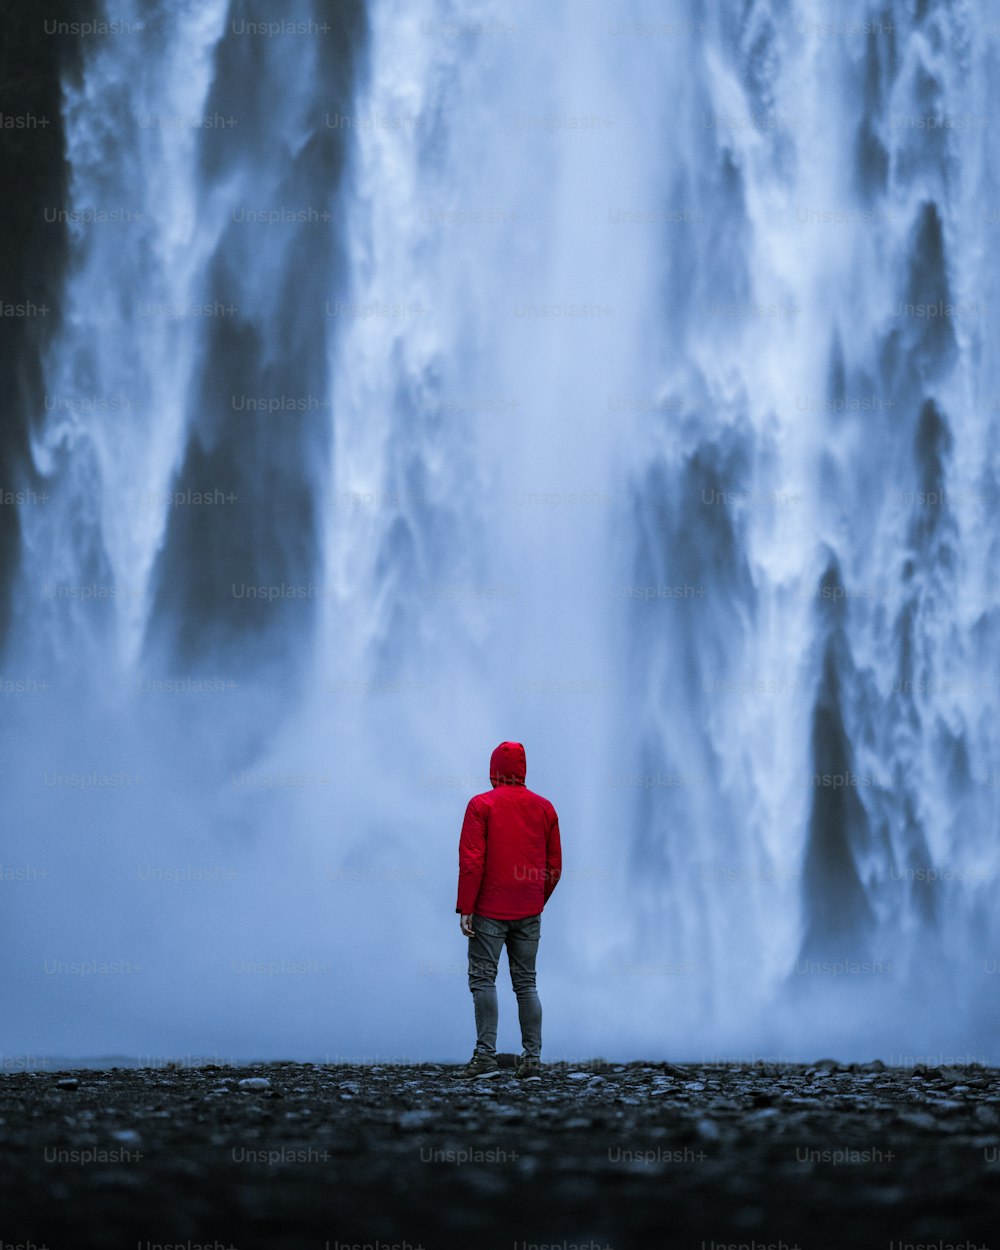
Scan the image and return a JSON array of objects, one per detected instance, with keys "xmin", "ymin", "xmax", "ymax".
[
  {"xmin": 514, "ymin": 1055, "xmax": 542, "ymax": 1081},
  {"xmin": 452, "ymin": 1051, "xmax": 501, "ymax": 1080}
]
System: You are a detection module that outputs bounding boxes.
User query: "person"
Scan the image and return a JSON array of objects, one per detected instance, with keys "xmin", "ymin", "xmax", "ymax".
[{"xmin": 453, "ymin": 740, "xmax": 562, "ymax": 1080}]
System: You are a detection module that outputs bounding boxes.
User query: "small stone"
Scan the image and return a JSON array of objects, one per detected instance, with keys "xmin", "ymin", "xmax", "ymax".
[
  {"xmin": 56, "ymin": 1077, "xmax": 79, "ymax": 1090},
  {"xmin": 397, "ymin": 1109, "xmax": 436, "ymax": 1130},
  {"xmin": 897, "ymin": 1111, "xmax": 937, "ymax": 1131},
  {"xmin": 237, "ymin": 1077, "xmax": 271, "ymax": 1090}
]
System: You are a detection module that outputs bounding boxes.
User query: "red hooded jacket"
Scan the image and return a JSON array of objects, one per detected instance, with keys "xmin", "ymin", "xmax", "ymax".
[{"xmin": 455, "ymin": 741, "xmax": 562, "ymax": 920}]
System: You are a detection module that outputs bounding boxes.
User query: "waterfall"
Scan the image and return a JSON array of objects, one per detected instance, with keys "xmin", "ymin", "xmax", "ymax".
[{"xmin": 2, "ymin": 0, "xmax": 999, "ymax": 1064}]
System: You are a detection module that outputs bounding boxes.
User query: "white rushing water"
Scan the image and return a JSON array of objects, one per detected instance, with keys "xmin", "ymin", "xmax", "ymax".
[{"xmin": 3, "ymin": 0, "xmax": 1000, "ymax": 1064}]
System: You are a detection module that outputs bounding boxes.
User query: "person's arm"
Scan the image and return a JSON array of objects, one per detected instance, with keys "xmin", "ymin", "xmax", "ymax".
[
  {"xmin": 543, "ymin": 806, "xmax": 561, "ymax": 903},
  {"xmin": 456, "ymin": 796, "xmax": 487, "ymax": 929}
]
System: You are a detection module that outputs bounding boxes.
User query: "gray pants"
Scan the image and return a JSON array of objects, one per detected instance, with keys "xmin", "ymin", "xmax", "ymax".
[{"xmin": 467, "ymin": 912, "xmax": 542, "ymax": 1059}]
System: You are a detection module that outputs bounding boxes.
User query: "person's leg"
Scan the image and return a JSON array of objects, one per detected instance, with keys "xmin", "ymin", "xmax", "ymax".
[
  {"xmin": 506, "ymin": 913, "xmax": 542, "ymax": 1059},
  {"xmin": 467, "ymin": 915, "xmax": 506, "ymax": 1056}
]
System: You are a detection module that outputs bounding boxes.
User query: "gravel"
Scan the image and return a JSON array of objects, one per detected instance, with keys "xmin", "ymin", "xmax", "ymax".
[{"xmin": 1, "ymin": 1057, "xmax": 998, "ymax": 1249}]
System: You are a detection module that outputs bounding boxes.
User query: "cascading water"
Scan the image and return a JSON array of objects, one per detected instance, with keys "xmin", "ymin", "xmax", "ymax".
[{"xmin": 3, "ymin": 0, "xmax": 999, "ymax": 1064}]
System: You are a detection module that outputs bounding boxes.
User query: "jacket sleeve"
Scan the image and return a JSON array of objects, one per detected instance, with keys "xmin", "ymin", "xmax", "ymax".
[
  {"xmin": 456, "ymin": 796, "xmax": 487, "ymax": 914},
  {"xmin": 543, "ymin": 806, "xmax": 562, "ymax": 903}
]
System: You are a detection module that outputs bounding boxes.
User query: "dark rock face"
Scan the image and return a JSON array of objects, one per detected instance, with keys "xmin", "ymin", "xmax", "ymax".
[{"xmin": 2, "ymin": 1059, "xmax": 999, "ymax": 1249}]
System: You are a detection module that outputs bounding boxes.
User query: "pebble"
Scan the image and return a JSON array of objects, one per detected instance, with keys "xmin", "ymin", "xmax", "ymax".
[
  {"xmin": 897, "ymin": 1111, "xmax": 938, "ymax": 1131},
  {"xmin": 396, "ymin": 1109, "xmax": 436, "ymax": 1130}
]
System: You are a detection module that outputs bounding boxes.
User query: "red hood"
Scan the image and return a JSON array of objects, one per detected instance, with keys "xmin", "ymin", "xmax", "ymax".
[{"xmin": 490, "ymin": 740, "xmax": 526, "ymax": 787}]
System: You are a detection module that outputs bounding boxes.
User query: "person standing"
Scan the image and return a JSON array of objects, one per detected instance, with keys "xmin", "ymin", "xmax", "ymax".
[{"xmin": 454, "ymin": 741, "xmax": 562, "ymax": 1080}]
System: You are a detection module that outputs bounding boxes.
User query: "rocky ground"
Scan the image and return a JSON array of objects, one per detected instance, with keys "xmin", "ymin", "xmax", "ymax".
[{"xmin": 1, "ymin": 1056, "xmax": 998, "ymax": 1250}]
